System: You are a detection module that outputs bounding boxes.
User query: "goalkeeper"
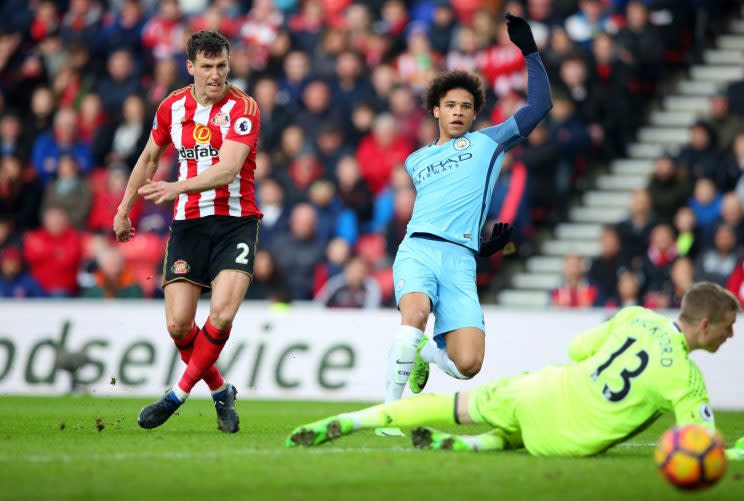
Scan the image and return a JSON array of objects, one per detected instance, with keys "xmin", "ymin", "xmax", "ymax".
[
  {"xmin": 378, "ymin": 13, "xmax": 552, "ymax": 437},
  {"xmin": 288, "ymin": 282, "xmax": 744, "ymax": 459}
]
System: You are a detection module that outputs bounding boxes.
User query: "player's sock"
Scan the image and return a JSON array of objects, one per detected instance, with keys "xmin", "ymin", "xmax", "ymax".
[
  {"xmin": 466, "ymin": 430, "xmax": 507, "ymax": 451},
  {"xmin": 384, "ymin": 325, "xmax": 424, "ymax": 402},
  {"xmin": 210, "ymin": 383, "xmax": 229, "ymax": 396},
  {"xmin": 175, "ymin": 324, "xmax": 226, "ymax": 391},
  {"xmin": 411, "ymin": 428, "xmax": 507, "ymax": 452},
  {"xmin": 171, "ymin": 385, "xmax": 189, "ymax": 402},
  {"xmin": 420, "ymin": 340, "xmax": 469, "ymax": 380},
  {"xmin": 343, "ymin": 393, "xmax": 456, "ymax": 430},
  {"xmin": 177, "ymin": 317, "xmax": 231, "ymax": 394}
]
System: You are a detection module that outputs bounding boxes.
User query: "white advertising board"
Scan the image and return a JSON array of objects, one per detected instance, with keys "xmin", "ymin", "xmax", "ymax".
[{"xmin": 0, "ymin": 301, "xmax": 741, "ymax": 408}]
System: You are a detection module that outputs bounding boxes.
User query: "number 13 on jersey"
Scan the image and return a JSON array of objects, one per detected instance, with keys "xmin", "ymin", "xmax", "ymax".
[{"xmin": 591, "ymin": 337, "xmax": 649, "ymax": 402}]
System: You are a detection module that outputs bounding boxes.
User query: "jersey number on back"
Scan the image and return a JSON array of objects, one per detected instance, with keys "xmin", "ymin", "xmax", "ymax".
[{"xmin": 591, "ymin": 337, "xmax": 649, "ymax": 402}]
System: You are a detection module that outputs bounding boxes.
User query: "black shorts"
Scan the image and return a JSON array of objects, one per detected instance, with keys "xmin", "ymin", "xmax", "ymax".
[{"xmin": 162, "ymin": 215, "xmax": 260, "ymax": 289}]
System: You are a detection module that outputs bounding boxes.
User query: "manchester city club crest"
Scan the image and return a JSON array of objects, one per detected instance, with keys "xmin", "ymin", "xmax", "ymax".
[{"xmin": 454, "ymin": 137, "xmax": 470, "ymax": 151}]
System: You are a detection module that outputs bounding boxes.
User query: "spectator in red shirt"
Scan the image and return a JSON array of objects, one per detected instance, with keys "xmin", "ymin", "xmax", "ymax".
[
  {"xmin": 88, "ymin": 163, "xmax": 141, "ymax": 233},
  {"xmin": 23, "ymin": 206, "xmax": 83, "ymax": 297},
  {"xmin": 141, "ymin": 0, "xmax": 185, "ymax": 61},
  {"xmin": 726, "ymin": 259, "xmax": 744, "ymax": 307},
  {"xmin": 551, "ymin": 254, "xmax": 598, "ymax": 308},
  {"xmin": 30, "ymin": 1, "xmax": 59, "ymax": 43},
  {"xmin": 478, "ymin": 19, "xmax": 526, "ymax": 97},
  {"xmin": 356, "ymin": 113, "xmax": 412, "ymax": 195}
]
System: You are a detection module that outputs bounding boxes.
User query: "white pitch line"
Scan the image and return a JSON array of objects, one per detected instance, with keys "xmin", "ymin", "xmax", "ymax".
[
  {"xmin": 616, "ymin": 442, "xmax": 656, "ymax": 448},
  {"xmin": 1, "ymin": 441, "xmax": 658, "ymax": 463},
  {"xmin": 0, "ymin": 447, "xmax": 417, "ymax": 464}
]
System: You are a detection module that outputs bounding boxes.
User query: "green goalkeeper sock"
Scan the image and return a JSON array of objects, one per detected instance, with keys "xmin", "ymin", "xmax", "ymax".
[
  {"xmin": 343, "ymin": 393, "xmax": 456, "ymax": 430},
  {"xmin": 465, "ymin": 430, "xmax": 507, "ymax": 451}
]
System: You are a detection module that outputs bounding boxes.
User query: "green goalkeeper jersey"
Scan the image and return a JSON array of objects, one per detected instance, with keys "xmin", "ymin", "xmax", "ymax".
[{"xmin": 514, "ymin": 306, "xmax": 714, "ymax": 456}]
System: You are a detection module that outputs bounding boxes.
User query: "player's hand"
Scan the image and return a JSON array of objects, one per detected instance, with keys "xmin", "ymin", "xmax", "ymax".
[
  {"xmin": 478, "ymin": 222, "xmax": 513, "ymax": 257},
  {"xmin": 138, "ymin": 178, "xmax": 181, "ymax": 205},
  {"xmin": 113, "ymin": 211, "xmax": 134, "ymax": 242},
  {"xmin": 726, "ymin": 436, "xmax": 744, "ymax": 461},
  {"xmin": 505, "ymin": 13, "xmax": 537, "ymax": 57}
]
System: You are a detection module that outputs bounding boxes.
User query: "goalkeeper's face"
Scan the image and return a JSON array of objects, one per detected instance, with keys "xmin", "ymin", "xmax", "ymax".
[
  {"xmin": 703, "ymin": 310, "xmax": 736, "ymax": 353},
  {"xmin": 433, "ymin": 88, "xmax": 476, "ymax": 141}
]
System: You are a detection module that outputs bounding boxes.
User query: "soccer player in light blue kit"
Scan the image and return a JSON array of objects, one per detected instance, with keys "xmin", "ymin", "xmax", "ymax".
[{"xmin": 379, "ymin": 14, "xmax": 553, "ymax": 437}]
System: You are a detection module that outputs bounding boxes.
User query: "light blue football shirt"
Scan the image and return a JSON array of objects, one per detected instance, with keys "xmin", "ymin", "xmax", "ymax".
[{"xmin": 404, "ymin": 117, "xmax": 524, "ymax": 252}]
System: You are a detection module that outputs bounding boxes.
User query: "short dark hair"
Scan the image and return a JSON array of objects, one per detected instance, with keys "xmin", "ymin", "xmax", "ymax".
[
  {"xmin": 424, "ymin": 71, "xmax": 485, "ymax": 114},
  {"xmin": 187, "ymin": 30, "xmax": 230, "ymax": 61}
]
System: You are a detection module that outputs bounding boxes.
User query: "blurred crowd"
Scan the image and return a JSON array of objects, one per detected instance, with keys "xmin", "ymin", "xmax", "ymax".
[
  {"xmin": 551, "ymin": 91, "xmax": 744, "ymax": 308},
  {"xmin": 0, "ymin": 0, "xmax": 739, "ymax": 308}
]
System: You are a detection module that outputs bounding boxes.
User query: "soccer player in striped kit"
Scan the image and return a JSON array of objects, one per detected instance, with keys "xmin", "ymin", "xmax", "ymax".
[{"xmin": 113, "ymin": 31, "xmax": 261, "ymax": 432}]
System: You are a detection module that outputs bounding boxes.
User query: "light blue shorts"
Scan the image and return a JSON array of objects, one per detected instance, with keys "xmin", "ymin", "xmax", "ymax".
[{"xmin": 393, "ymin": 235, "xmax": 484, "ymax": 348}]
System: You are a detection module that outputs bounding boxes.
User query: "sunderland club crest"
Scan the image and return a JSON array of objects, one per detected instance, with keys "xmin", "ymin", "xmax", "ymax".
[
  {"xmin": 172, "ymin": 259, "xmax": 190, "ymax": 275},
  {"xmin": 210, "ymin": 111, "xmax": 230, "ymax": 127}
]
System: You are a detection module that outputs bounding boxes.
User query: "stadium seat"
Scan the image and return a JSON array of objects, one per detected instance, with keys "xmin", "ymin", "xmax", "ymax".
[
  {"xmin": 355, "ymin": 234, "xmax": 387, "ymax": 268},
  {"xmin": 89, "ymin": 168, "xmax": 109, "ymax": 195},
  {"xmin": 117, "ymin": 232, "xmax": 165, "ymax": 297},
  {"xmin": 373, "ymin": 267, "xmax": 394, "ymax": 302}
]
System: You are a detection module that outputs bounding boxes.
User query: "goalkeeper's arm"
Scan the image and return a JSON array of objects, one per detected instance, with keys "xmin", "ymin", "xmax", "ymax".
[{"xmin": 726, "ymin": 437, "xmax": 744, "ymax": 461}]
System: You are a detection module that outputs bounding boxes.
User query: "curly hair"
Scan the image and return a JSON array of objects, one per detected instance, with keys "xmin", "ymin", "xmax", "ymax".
[
  {"xmin": 187, "ymin": 30, "xmax": 231, "ymax": 61},
  {"xmin": 424, "ymin": 71, "xmax": 485, "ymax": 114}
]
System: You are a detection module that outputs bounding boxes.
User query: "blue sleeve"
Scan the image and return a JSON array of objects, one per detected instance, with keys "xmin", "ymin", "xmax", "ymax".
[
  {"xmin": 513, "ymin": 53, "xmax": 553, "ymax": 137},
  {"xmin": 370, "ymin": 189, "xmax": 394, "ymax": 233},
  {"xmin": 477, "ymin": 116, "xmax": 522, "ymax": 145},
  {"xmin": 31, "ymin": 135, "xmax": 50, "ymax": 183},
  {"xmin": 335, "ymin": 208, "xmax": 359, "ymax": 246}
]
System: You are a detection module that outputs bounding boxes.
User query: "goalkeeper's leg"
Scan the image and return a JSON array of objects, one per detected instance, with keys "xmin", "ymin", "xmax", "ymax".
[
  {"xmin": 287, "ymin": 392, "xmax": 477, "ymax": 447},
  {"xmin": 412, "ymin": 428, "xmax": 508, "ymax": 452}
]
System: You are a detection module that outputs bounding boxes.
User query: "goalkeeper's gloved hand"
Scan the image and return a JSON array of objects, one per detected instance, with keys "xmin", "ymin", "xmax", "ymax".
[
  {"xmin": 505, "ymin": 13, "xmax": 538, "ymax": 57},
  {"xmin": 478, "ymin": 222, "xmax": 513, "ymax": 257},
  {"xmin": 726, "ymin": 436, "xmax": 744, "ymax": 461}
]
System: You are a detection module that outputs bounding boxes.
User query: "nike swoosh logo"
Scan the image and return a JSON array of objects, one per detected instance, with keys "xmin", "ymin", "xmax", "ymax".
[{"xmin": 396, "ymin": 360, "xmax": 414, "ymax": 364}]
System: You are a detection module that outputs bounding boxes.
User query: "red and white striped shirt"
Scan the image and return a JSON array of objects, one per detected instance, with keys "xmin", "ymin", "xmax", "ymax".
[{"xmin": 152, "ymin": 84, "xmax": 262, "ymax": 220}]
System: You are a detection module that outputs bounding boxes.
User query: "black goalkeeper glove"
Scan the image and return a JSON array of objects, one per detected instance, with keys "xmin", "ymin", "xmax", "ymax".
[
  {"xmin": 505, "ymin": 13, "xmax": 538, "ymax": 57},
  {"xmin": 478, "ymin": 222, "xmax": 513, "ymax": 257}
]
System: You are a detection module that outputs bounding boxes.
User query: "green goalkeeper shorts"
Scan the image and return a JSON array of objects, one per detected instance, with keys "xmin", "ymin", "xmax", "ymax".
[{"xmin": 469, "ymin": 374, "xmax": 525, "ymax": 450}]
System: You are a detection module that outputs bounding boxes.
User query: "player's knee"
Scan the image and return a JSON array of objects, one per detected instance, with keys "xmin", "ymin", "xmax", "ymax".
[
  {"xmin": 454, "ymin": 354, "xmax": 483, "ymax": 378},
  {"xmin": 401, "ymin": 308, "xmax": 428, "ymax": 330},
  {"xmin": 208, "ymin": 306, "xmax": 237, "ymax": 331},
  {"xmin": 167, "ymin": 320, "xmax": 193, "ymax": 341}
]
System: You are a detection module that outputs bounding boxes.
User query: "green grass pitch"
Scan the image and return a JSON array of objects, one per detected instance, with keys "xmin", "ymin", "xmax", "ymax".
[{"xmin": 0, "ymin": 397, "xmax": 742, "ymax": 500}]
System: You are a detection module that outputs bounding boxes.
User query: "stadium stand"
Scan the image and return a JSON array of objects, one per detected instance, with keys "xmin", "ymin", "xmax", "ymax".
[
  {"xmin": 0, "ymin": 0, "xmax": 742, "ymax": 309},
  {"xmin": 500, "ymin": 2, "xmax": 744, "ymax": 308}
]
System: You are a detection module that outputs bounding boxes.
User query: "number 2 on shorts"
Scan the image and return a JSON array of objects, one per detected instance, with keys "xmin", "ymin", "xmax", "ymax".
[{"xmin": 236, "ymin": 243, "xmax": 250, "ymax": 264}]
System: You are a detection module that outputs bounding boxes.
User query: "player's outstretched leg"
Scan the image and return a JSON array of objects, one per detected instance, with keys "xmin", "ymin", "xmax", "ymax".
[
  {"xmin": 288, "ymin": 393, "xmax": 458, "ymax": 447},
  {"xmin": 408, "ymin": 337, "xmax": 430, "ymax": 394},
  {"xmin": 138, "ymin": 389, "xmax": 183, "ymax": 429},
  {"xmin": 212, "ymin": 383, "xmax": 239, "ymax": 433},
  {"xmin": 286, "ymin": 415, "xmax": 356, "ymax": 447},
  {"xmin": 412, "ymin": 427, "xmax": 472, "ymax": 451},
  {"xmin": 412, "ymin": 428, "xmax": 507, "ymax": 452}
]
